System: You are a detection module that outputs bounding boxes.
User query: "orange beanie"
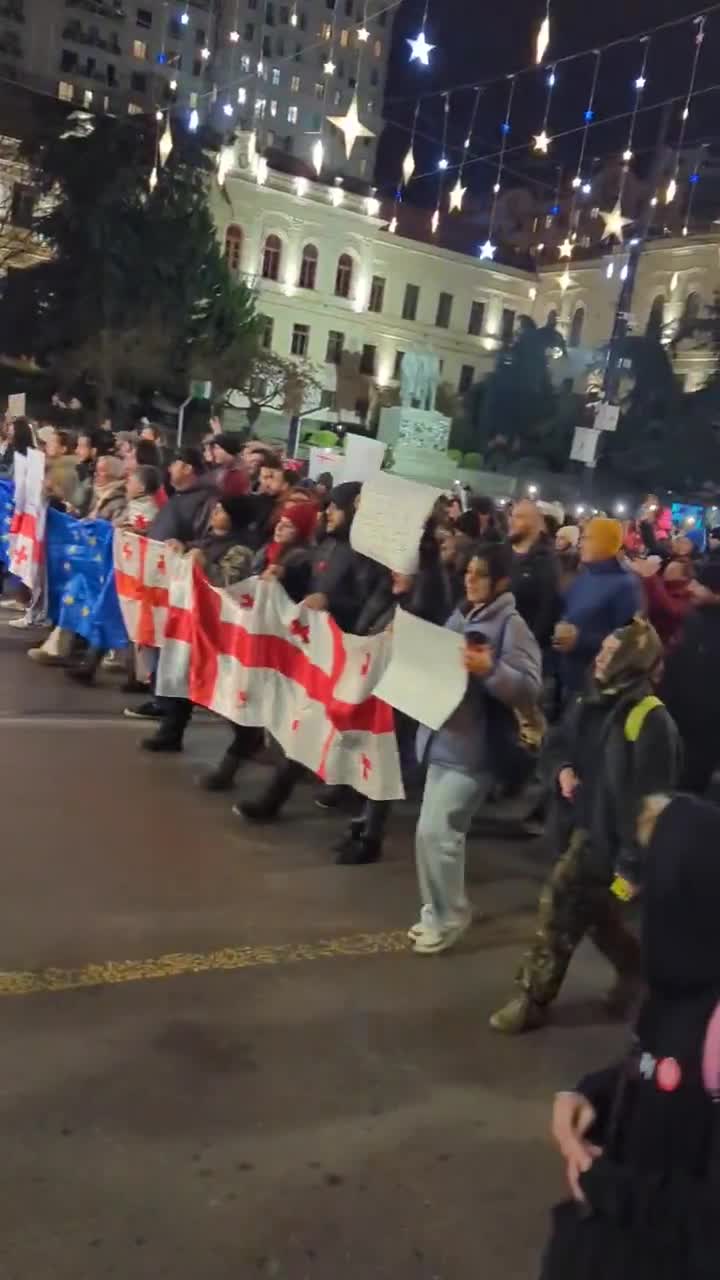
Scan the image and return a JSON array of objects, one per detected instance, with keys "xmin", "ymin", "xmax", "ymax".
[{"xmin": 586, "ymin": 517, "xmax": 623, "ymax": 558}]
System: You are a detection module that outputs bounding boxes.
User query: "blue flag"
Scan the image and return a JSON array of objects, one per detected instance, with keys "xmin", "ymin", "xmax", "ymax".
[
  {"xmin": 46, "ymin": 509, "xmax": 129, "ymax": 651},
  {"xmin": 0, "ymin": 478, "xmax": 13, "ymax": 568}
]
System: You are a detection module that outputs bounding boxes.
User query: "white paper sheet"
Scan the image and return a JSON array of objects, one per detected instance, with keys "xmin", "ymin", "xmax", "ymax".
[
  {"xmin": 594, "ymin": 402, "xmax": 620, "ymax": 433},
  {"xmin": 350, "ymin": 471, "xmax": 443, "ymax": 574},
  {"xmin": 341, "ymin": 434, "xmax": 386, "ymax": 483},
  {"xmin": 308, "ymin": 446, "xmax": 344, "ymax": 481},
  {"xmin": 570, "ymin": 426, "xmax": 600, "ymax": 466},
  {"xmin": 8, "ymin": 393, "xmax": 26, "ymax": 418},
  {"xmin": 373, "ymin": 607, "xmax": 467, "ymax": 731}
]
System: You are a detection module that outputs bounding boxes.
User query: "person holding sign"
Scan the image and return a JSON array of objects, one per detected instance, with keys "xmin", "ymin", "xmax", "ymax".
[{"xmin": 411, "ymin": 542, "xmax": 542, "ymax": 955}]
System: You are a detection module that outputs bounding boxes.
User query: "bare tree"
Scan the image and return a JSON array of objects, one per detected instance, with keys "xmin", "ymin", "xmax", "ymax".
[{"xmin": 224, "ymin": 350, "xmax": 324, "ymax": 426}]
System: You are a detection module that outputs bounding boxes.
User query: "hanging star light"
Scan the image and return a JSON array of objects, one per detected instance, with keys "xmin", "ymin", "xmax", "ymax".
[
  {"xmin": 479, "ymin": 239, "xmax": 496, "ymax": 260},
  {"xmin": 407, "ymin": 30, "xmax": 434, "ymax": 65},
  {"xmin": 148, "ymin": 165, "xmax": 158, "ymax": 193},
  {"xmin": 666, "ymin": 177, "xmax": 677, "ymax": 204},
  {"xmin": 431, "ymin": 208, "xmax": 440, "ymax": 234},
  {"xmin": 558, "ymin": 236, "xmax": 574, "ymax": 259},
  {"xmin": 536, "ymin": 15, "xmax": 550, "ymax": 64},
  {"xmin": 533, "ymin": 130, "xmax": 550, "ymax": 153},
  {"xmin": 312, "ymin": 139, "xmax": 324, "ymax": 174},
  {"xmin": 328, "ymin": 92, "xmax": 375, "ymax": 158},
  {"xmin": 402, "ymin": 145, "xmax": 415, "ymax": 185},
  {"xmin": 229, "ymin": 29, "xmax": 240, "ymax": 42},
  {"xmin": 558, "ymin": 268, "xmax": 574, "ymax": 292},
  {"xmin": 357, "ymin": 26, "xmax": 369, "ymax": 41},
  {"xmin": 323, "ymin": 58, "xmax": 336, "ymax": 75},
  {"xmin": 158, "ymin": 117, "xmax": 173, "ymax": 166},
  {"xmin": 448, "ymin": 177, "xmax": 466, "ymax": 213},
  {"xmin": 599, "ymin": 201, "xmax": 632, "ymax": 242}
]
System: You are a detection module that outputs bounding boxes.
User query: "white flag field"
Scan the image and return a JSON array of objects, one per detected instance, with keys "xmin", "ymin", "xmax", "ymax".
[
  {"xmin": 9, "ymin": 447, "xmax": 46, "ymax": 591},
  {"xmin": 113, "ymin": 531, "xmax": 405, "ymax": 801}
]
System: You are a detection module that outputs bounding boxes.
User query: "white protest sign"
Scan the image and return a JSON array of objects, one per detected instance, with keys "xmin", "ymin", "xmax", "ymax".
[
  {"xmin": 594, "ymin": 402, "xmax": 620, "ymax": 433},
  {"xmin": 374, "ymin": 608, "xmax": 467, "ymax": 731},
  {"xmin": 350, "ymin": 471, "xmax": 443, "ymax": 574},
  {"xmin": 308, "ymin": 447, "xmax": 344, "ymax": 481},
  {"xmin": 8, "ymin": 393, "xmax": 25, "ymax": 418},
  {"xmin": 341, "ymin": 433, "xmax": 385, "ymax": 483},
  {"xmin": 570, "ymin": 426, "xmax": 600, "ymax": 466}
]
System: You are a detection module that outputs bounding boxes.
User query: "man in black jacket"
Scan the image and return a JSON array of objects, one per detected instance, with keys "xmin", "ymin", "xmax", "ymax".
[
  {"xmin": 148, "ymin": 448, "xmax": 216, "ymax": 545},
  {"xmin": 509, "ymin": 499, "xmax": 561, "ymax": 649}
]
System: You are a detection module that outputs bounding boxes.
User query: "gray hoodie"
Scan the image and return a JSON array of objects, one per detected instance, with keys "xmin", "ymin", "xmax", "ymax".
[{"xmin": 417, "ymin": 591, "xmax": 542, "ymax": 777}]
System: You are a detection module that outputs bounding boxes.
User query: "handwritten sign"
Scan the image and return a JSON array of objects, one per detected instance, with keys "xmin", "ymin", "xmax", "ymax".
[
  {"xmin": 341, "ymin": 434, "xmax": 385, "ymax": 483},
  {"xmin": 350, "ymin": 472, "xmax": 443, "ymax": 574},
  {"xmin": 373, "ymin": 608, "xmax": 467, "ymax": 731},
  {"xmin": 8, "ymin": 393, "xmax": 26, "ymax": 418},
  {"xmin": 570, "ymin": 426, "xmax": 600, "ymax": 466},
  {"xmin": 308, "ymin": 447, "xmax": 344, "ymax": 482}
]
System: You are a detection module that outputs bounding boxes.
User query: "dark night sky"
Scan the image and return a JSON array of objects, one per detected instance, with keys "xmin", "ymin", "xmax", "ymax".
[{"xmin": 376, "ymin": 0, "xmax": 716, "ymax": 204}]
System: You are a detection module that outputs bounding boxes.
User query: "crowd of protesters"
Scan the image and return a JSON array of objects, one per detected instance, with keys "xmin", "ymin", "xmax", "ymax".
[{"xmin": 6, "ymin": 412, "xmax": 720, "ymax": 1275}]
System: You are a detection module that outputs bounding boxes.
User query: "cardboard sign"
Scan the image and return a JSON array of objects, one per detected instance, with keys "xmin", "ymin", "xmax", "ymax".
[
  {"xmin": 373, "ymin": 607, "xmax": 467, "ymax": 731},
  {"xmin": 350, "ymin": 472, "xmax": 442, "ymax": 574},
  {"xmin": 341, "ymin": 434, "xmax": 386, "ymax": 483}
]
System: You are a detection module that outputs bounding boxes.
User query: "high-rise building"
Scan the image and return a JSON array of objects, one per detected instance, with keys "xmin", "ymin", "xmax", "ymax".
[{"xmin": 2, "ymin": 0, "xmax": 393, "ymax": 180}]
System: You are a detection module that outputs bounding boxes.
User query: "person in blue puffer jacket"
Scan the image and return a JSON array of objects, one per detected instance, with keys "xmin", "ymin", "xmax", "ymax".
[
  {"xmin": 411, "ymin": 541, "xmax": 543, "ymax": 955},
  {"xmin": 553, "ymin": 518, "xmax": 642, "ymax": 698}
]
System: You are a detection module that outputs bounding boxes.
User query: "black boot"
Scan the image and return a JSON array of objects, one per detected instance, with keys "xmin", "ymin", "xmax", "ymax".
[
  {"xmin": 141, "ymin": 728, "xmax": 184, "ymax": 753},
  {"xmin": 336, "ymin": 836, "xmax": 383, "ymax": 866},
  {"xmin": 332, "ymin": 817, "xmax": 366, "ymax": 856},
  {"xmin": 198, "ymin": 750, "xmax": 241, "ymax": 792},
  {"xmin": 235, "ymin": 761, "xmax": 303, "ymax": 823}
]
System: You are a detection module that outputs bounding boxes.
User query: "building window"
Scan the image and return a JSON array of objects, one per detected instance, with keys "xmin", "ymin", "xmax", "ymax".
[
  {"xmin": 326, "ymin": 330, "xmax": 344, "ymax": 364},
  {"xmin": 287, "ymin": 104, "xmax": 298, "ymax": 123},
  {"xmin": 314, "ymin": 80, "xmax": 323, "ymax": 97},
  {"xmin": 132, "ymin": 38, "xmax": 147, "ymax": 59},
  {"xmin": 136, "ymin": 6, "xmax": 152, "ymax": 27},
  {"xmin": 402, "ymin": 283, "xmax": 419, "ymax": 321},
  {"xmin": 238, "ymin": 86, "xmax": 247, "ymax": 104},
  {"xmin": 360, "ymin": 343, "xmax": 376, "ymax": 375},
  {"xmin": 60, "ymin": 48, "xmax": 78, "ymax": 72},
  {"xmin": 195, "ymin": 28, "xmax": 206, "ymax": 46},
  {"xmin": 373, "ymin": 38, "xmax": 382, "ymax": 56},
  {"xmin": 294, "ymin": 42, "xmax": 303, "ymax": 60},
  {"xmin": 291, "ymin": 74, "xmax": 300, "ymax": 91},
  {"xmin": 291, "ymin": 323, "xmax": 310, "ymax": 356},
  {"xmin": 332, "ymin": 89, "xmax": 341, "ymax": 106},
  {"xmin": 255, "ymin": 98, "xmax": 266, "ymax": 117},
  {"xmin": 647, "ymin": 294, "xmax": 665, "ymax": 338},
  {"xmin": 241, "ymin": 54, "xmax": 251, "ymax": 71},
  {"xmin": 270, "ymin": 100, "xmax": 277, "ymax": 116},
  {"xmin": 335, "ymin": 253, "xmax": 353, "ymax": 298},
  {"xmin": 322, "ymin": 21, "xmax": 332, "ymax": 38},
  {"xmin": 569, "ymin": 305, "xmax": 585, "ymax": 348},
  {"xmin": 131, "ymin": 71, "xmax": 147, "ymax": 91},
  {"xmin": 436, "ymin": 291, "xmax": 453, "ymax": 329},
  {"xmin": 299, "ymin": 243, "xmax": 318, "ymax": 289},
  {"xmin": 345, "ymin": 0, "xmax": 353, "ymax": 12},
  {"xmin": 340, "ymin": 28, "xmax": 349, "ymax": 45},
  {"xmin": 370, "ymin": 67, "xmax": 379, "ymax": 86},
  {"xmin": 393, "ymin": 350, "xmax": 404, "ymax": 379},
  {"xmin": 10, "ymin": 184, "xmax": 35, "ymax": 230},
  {"xmin": 468, "ymin": 300, "xmax": 485, "ymax": 336},
  {"xmin": 368, "ymin": 275, "xmax": 385, "ymax": 313},
  {"xmin": 57, "ymin": 80, "xmax": 74, "ymax": 102},
  {"xmin": 259, "ymin": 315, "xmax": 274, "ymax": 350},
  {"xmin": 266, "ymin": 1, "xmax": 275, "ymax": 23},
  {"xmin": 271, "ymin": 66, "xmax": 281, "ymax": 85},
  {"xmin": 501, "ymin": 307, "xmax": 516, "ymax": 343},
  {"xmin": 128, "ymin": 103, "xmax": 143, "ymax": 114},
  {"xmin": 262, "ymin": 233, "xmax": 282, "ymax": 280},
  {"xmin": 244, "ymin": 22, "xmax": 254, "ymax": 39},
  {"xmin": 458, "ymin": 364, "xmax": 474, "ymax": 394},
  {"xmin": 224, "ymin": 224, "xmax": 243, "ymax": 274},
  {"xmin": 280, "ymin": 4, "xmax": 289, "ymax": 21},
  {"xmin": 262, "ymin": 35, "xmax": 272, "ymax": 55}
]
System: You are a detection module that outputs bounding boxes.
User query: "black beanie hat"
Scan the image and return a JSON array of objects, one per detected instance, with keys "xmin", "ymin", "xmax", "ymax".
[{"xmin": 329, "ymin": 481, "xmax": 362, "ymax": 513}]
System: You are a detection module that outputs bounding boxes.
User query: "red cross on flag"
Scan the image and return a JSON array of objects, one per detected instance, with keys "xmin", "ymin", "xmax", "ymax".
[{"xmin": 113, "ymin": 531, "xmax": 182, "ymax": 649}]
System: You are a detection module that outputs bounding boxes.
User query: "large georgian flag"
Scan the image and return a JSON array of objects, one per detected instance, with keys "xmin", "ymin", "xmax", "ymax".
[
  {"xmin": 114, "ymin": 529, "xmax": 404, "ymax": 802},
  {"xmin": 9, "ymin": 448, "xmax": 46, "ymax": 590}
]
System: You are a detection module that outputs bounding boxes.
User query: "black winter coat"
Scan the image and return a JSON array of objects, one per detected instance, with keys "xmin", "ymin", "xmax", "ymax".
[
  {"xmin": 511, "ymin": 539, "xmax": 561, "ymax": 648},
  {"xmin": 148, "ymin": 478, "xmax": 217, "ymax": 545}
]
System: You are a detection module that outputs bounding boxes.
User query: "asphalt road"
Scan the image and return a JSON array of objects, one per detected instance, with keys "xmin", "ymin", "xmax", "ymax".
[{"xmin": 0, "ymin": 621, "xmax": 625, "ymax": 1280}]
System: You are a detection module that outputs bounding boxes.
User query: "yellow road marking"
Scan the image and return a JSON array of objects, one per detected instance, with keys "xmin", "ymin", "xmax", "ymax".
[{"xmin": 0, "ymin": 930, "xmax": 411, "ymax": 998}]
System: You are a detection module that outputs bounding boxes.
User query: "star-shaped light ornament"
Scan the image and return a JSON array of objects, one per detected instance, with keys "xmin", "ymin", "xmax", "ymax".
[
  {"xmin": 558, "ymin": 267, "xmax": 574, "ymax": 292},
  {"xmin": 328, "ymin": 92, "xmax": 375, "ymax": 158},
  {"xmin": 158, "ymin": 118, "xmax": 173, "ymax": 167},
  {"xmin": 357, "ymin": 26, "xmax": 369, "ymax": 41},
  {"xmin": 402, "ymin": 145, "xmax": 415, "ymax": 186},
  {"xmin": 448, "ymin": 177, "xmax": 466, "ymax": 213},
  {"xmin": 407, "ymin": 30, "xmax": 434, "ymax": 65},
  {"xmin": 323, "ymin": 58, "xmax": 336, "ymax": 75},
  {"xmin": 479, "ymin": 239, "xmax": 496, "ymax": 260},
  {"xmin": 533, "ymin": 131, "xmax": 550, "ymax": 154},
  {"xmin": 599, "ymin": 201, "xmax": 632, "ymax": 242},
  {"xmin": 558, "ymin": 236, "xmax": 574, "ymax": 260}
]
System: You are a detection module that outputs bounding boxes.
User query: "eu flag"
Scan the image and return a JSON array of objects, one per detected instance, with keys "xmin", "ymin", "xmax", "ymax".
[
  {"xmin": 0, "ymin": 478, "xmax": 13, "ymax": 568},
  {"xmin": 46, "ymin": 509, "xmax": 129, "ymax": 651}
]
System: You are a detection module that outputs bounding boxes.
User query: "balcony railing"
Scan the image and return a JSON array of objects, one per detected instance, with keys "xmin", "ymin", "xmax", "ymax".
[
  {"xmin": 64, "ymin": 0, "xmax": 126, "ymax": 20},
  {"xmin": 62, "ymin": 20, "xmax": 121, "ymax": 53}
]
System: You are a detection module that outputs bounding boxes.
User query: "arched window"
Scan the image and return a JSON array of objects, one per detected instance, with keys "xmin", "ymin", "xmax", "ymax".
[
  {"xmin": 647, "ymin": 294, "xmax": 665, "ymax": 339},
  {"xmin": 298, "ymin": 243, "xmax": 318, "ymax": 290},
  {"xmin": 569, "ymin": 305, "xmax": 585, "ymax": 348},
  {"xmin": 261, "ymin": 233, "xmax": 282, "ymax": 281},
  {"xmin": 335, "ymin": 252, "xmax": 353, "ymax": 299},
  {"xmin": 224, "ymin": 224, "xmax": 243, "ymax": 275}
]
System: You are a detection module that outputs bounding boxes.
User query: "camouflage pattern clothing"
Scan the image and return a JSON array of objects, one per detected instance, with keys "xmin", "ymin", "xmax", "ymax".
[{"xmin": 516, "ymin": 828, "xmax": 640, "ymax": 1006}]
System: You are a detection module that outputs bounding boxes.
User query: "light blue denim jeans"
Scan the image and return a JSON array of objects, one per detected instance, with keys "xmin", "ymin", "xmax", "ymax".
[{"xmin": 415, "ymin": 764, "xmax": 492, "ymax": 932}]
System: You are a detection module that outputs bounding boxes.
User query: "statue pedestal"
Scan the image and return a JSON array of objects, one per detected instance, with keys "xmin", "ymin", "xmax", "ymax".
[{"xmin": 378, "ymin": 406, "xmax": 451, "ymax": 452}]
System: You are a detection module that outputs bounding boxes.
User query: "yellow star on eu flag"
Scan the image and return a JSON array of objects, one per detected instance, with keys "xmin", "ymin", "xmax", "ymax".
[
  {"xmin": 63, "ymin": 595, "xmax": 74, "ymax": 606},
  {"xmin": 81, "ymin": 607, "xmax": 90, "ymax": 617},
  {"xmin": 87, "ymin": 537, "xmax": 96, "ymax": 547},
  {"xmin": 63, "ymin": 561, "xmax": 71, "ymax": 571}
]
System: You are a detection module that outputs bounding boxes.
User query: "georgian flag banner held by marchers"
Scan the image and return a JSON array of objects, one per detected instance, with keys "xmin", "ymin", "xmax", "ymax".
[
  {"xmin": 9, "ymin": 448, "xmax": 46, "ymax": 590},
  {"xmin": 114, "ymin": 532, "xmax": 404, "ymax": 802}
]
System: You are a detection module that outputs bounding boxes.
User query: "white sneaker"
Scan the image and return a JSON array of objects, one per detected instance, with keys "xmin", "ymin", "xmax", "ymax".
[
  {"xmin": 408, "ymin": 904, "xmax": 436, "ymax": 941},
  {"xmin": 412, "ymin": 912, "xmax": 472, "ymax": 956},
  {"xmin": 7, "ymin": 615, "xmax": 34, "ymax": 629},
  {"xmin": 0, "ymin": 598, "xmax": 23, "ymax": 610}
]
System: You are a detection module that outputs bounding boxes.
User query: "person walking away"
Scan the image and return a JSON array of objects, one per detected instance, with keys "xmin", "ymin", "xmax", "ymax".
[
  {"xmin": 541, "ymin": 793, "xmax": 720, "ymax": 1280},
  {"xmin": 660, "ymin": 559, "xmax": 720, "ymax": 794},
  {"xmin": 553, "ymin": 517, "xmax": 642, "ymax": 698},
  {"xmin": 509, "ymin": 499, "xmax": 561, "ymax": 650},
  {"xmin": 490, "ymin": 616, "xmax": 681, "ymax": 1034},
  {"xmin": 410, "ymin": 542, "xmax": 542, "ymax": 955}
]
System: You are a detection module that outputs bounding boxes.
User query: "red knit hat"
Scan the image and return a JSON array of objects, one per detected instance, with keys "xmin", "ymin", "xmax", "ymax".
[{"xmin": 278, "ymin": 501, "xmax": 317, "ymax": 543}]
